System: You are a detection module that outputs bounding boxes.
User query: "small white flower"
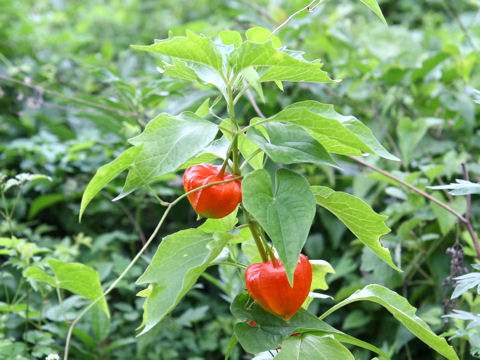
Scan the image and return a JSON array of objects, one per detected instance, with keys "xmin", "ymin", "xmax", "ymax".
[{"xmin": 46, "ymin": 354, "xmax": 60, "ymax": 360}]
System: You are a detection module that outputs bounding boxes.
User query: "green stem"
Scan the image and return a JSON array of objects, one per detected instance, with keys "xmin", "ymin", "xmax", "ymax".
[
  {"xmin": 56, "ymin": 285, "xmax": 69, "ymax": 323},
  {"xmin": 219, "ymin": 134, "xmax": 238, "ymax": 178},
  {"xmin": 256, "ymin": 225, "xmax": 279, "ymax": 267},
  {"xmin": 211, "ymin": 260, "xmax": 248, "ymax": 270},
  {"xmin": 239, "ymin": 149, "xmax": 262, "ymax": 171},
  {"xmin": 63, "ymin": 176, "xmax": 242, "ymax": 360},
  {"xmin": 243, "ymin": 211, "xmax": 268, "ymax": 263},
  {"xmin": 201, "ymin": 272, "xmax": 227, "ymax": 293}
]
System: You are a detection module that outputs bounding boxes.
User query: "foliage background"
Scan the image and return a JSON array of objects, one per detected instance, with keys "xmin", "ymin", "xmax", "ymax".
[{"xmin": 0, "ymin": 0, "xmax": 479, "ymax": 359}]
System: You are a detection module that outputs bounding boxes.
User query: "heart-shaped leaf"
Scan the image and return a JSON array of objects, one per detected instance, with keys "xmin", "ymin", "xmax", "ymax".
[{"xmin": 242, "ymin": 169, "xmax": 316, "ymax": 285}]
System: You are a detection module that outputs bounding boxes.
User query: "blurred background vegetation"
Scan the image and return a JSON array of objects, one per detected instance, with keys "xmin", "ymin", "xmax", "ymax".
[{"xmin": 0, "ymin": 0, "xmax": 479, "ymax": 359}]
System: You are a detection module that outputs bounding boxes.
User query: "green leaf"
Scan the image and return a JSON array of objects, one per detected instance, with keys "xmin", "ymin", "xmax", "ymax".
[
  {"xmin": 91, "ymin": 304, "xmax": 111, "ymax": 343},
  {"xmin": 194, "ymin": 97, "xmax": 210, "ymax": 117},
  {"xmin": 319, "ymin": 284, "xmax": 459, "ymax": 360},
  {"xmin": 136, "ymin": 229, "xmax": 230, "ymax": 334},
  {"xmin": 276, "ymin": 334, "xmax": 354, "ymax": 360},
  {"xmin": 28, "ymin": 193, "xmax": 64, "ymax": 220},
  {"xmin": 246, "ymin": 123, "xmax": 337, "ymax": 167},
  {"xmin": 233, "ymin": 41, "xmax": 333, "ymax": 83},
  {"xmin": 312, "ymin": 186, "xmax": 400, "ymax": 272},
  {"xmin": 310, "ymin": 260, "xmax": 335, "ymax": 291},
  {"xmin": 79, "ymin": 146, "xmax": 142, "ymax": 221},
  {"xmin": 358, "ymin": 0, "xmax": 387, "ymax": 25},
  {"xmin": 26, "ymin": 260, "xmax": 109, "ymax": 317},
  {"xmin": 231, "ymin": 292, "xmax": 389, "ymax": 358},
  {"xmin": 242, "ymin": 169, "xmax": 316, "ymax": 285},
  {"xmin": 24, "ymin": 267, "xmax": 56, "ymax": 287},
  {"xmin": 118, "ymin": 112, "xmax": 218, "ymax": 198},
  {"xmin": 160, "ymin": 58, "xmax": 199, "ymax": 81},
  {"xmin": 198, "ymin": 209, "xmax": 238, "ymax": 233},
  {"xmin": 219, "ymin": 30, "xmax": 242, "ymax": 47},
  {"xmin": 132, "ymin": 30, "xmax": 223, "ymax": 72},
  {"xmin": 245, "ymin": 27, "xmax": 281, "ymax": 48},
  {"xmin": 262, "ymin": 101, "xmax": 398, "ymax": 160}
]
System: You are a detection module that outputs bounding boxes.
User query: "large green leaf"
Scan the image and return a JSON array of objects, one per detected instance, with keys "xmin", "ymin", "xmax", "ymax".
[
  {"xmin": 231, "ymin": 292, "xmax": 388, "ymax": 358},
  {"xmin": 358, "ymin": 0, "xmax": 387, "ymax": 24},
  {"xmin": 246, "ymin": 123, "xmax": 337, "ymax": 167},
  {"xmin": 261, "ymin": 101, "xmax": 398, "ymax": 160},
  {"xmin": 233, "ymin": 41, "xmax": 334, "ymax": 83},
  {"xmin": 275, "ymin": 334, "xmax": 354, "ymax": 360},
  {"xmin": 136, "ymin": 229, "xmax": 230, "ymax": 334},
  {"xmin": 242, "ymin": 169, "xmax": 316, "ymax": 285},
  {"xmin": 24, "ymin": 260, "xmax": 109, "ymax": 317},
  {"xmin": 312, "ymin": 186, "xmax": 400, "ymax": 272},
  {"xmin": 118, "ymin": 112, "xmax": 218, "ymax": 198},
  {"xmin": 132, "ymin": 30, "xmax": 223, "ymax": 72},
  {"xmin": 320, "ymin": 284, "xmax": 459, "ymax": 360},
  {"xmin": 79, "ymin": 146, "xmax": 142, "ymax": 220}
]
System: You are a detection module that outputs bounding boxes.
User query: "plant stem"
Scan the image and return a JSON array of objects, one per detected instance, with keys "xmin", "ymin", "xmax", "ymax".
[
  {"xmin": 244, "ymin": 88, "xmax": 265, "ymax": 118},
  {"xmin": 243, "ymin": 211, "xmax": 268, "ymax": 263},
  {"xmin": 56, "ymin": 285, "xmax": 69, "ymax": 323},
  {"xmin": 271, "ymin": 0, "xmax": 320, "ymax": 36},
  {"xmin": 239, "ymin": 149, "xmax": 262, "ymax": 171},
  {"xmin": 348, "ymin": 155, "xmax": 480, "ymax": 259},
  {"xmin": 63, "ymin": 176, "xmax": 242, "ymax": 360},
  {"xmin": 257, "ymin": 226, "xmax": 279, "ymax": 267}
]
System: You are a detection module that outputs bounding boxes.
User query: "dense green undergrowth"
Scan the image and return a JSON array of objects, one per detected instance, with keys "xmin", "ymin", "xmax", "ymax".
[{"xmin": 1, "ymin": 0, "xmax": 479, "ymax": 359}]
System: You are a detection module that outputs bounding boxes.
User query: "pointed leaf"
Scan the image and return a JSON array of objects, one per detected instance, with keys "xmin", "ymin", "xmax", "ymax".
[
  {"xmin": 246, "ymin": 123, "xmax": 337, "ymax": 167},
  {"xmin": 132, "ymin": 31, "xmax": 223, "ymax": 72},
  {"xmin": 312, "ymin": 186, "xmax": 400, "ymax": 272},
  {"xmin": 320, "ymin": 284, "xmax": 459, "ymax": 360},
  {"xmin": 41, "ymin": 260, "xmax": 109, "ymax": 317},
  {"xmin": 24, "ymin": 267, "xmax": 56, "ymax": 287},
  {"xmin": 80, "ymin": 146, "xmax": 142, "ymax": 220},
  {"xmin": 358, "ymin": 0, "xmax": 387, "ymax": 25},
  {"xmin": 160, "ymin": 59, "xmax": 199, "ymax": 81},
  {"xmin": 262, "ymin": 101, "xmax": 398, "ymax": 160},
  {"xmin": 242, "ymin": 169, "xmax": 316, "ymax": 285},
  {"xmin": 118, "ymin": 112, "xmax": 218, "ymax": 198},
  {"xmin": 276, "ymin": 334, "xmax": 354, "ymax": 360},
  {"xmin": 233, "ymin": 41, "xmax": 334, "ymax": 83},
  {"xmin": 136, "ymin": 229, "xmax": 230, "ymax": 334}
]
